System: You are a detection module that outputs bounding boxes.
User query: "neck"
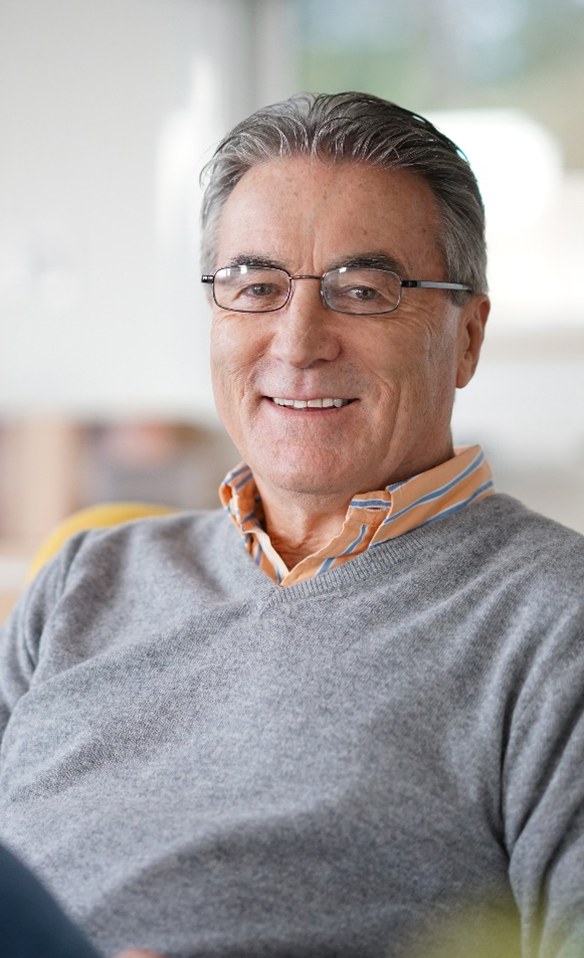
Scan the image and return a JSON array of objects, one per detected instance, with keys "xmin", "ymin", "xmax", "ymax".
[{"xmin": 256, "ymin": 484, "xmax": 350, "ymax": 569}]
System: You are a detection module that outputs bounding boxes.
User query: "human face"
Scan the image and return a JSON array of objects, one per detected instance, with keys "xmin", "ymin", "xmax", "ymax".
[{"xmin": 210, "ymin": 157, "xmax": 488, "ymax": 507}]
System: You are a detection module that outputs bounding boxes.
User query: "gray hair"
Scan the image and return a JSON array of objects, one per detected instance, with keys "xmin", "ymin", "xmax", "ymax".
[{"xmin": 200, "ymin": 92, "xmax": 487, "ymax": 298}]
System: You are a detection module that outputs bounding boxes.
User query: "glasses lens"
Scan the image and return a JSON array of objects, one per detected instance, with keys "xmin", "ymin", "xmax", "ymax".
[
  {"xmin": 213, "ymin": 266, "xmax": 290, "ymax": 312},
  {"xmin": 324, "ymin": 268, "xmax": 401, "ymax": 314}
]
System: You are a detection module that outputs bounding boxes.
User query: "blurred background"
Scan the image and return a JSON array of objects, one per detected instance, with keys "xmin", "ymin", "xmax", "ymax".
[{"xmin": 1, "ymin": 0, "xmax": 583, "ymax": 615}]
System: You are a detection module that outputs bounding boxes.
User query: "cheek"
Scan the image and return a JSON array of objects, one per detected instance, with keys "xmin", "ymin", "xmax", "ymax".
[
  {"xmin": 211, "ymin": 319, "xmax": 248, "ymax": 386},
  {"xmin": 210, "ymin": 317, "xmax": 268, "ymax": 417},
  {"xmin": 356, "ymin": 327, "xmax": 423, "ymax": 394},
  {"xmin": 210, "ymin": 324, "xmax": 242, "ymax": 425},
  {"xmin": 360, "ymin": 322, "xmax": 457, "ymax": 418},
  {"xmin": 210, "ymin": 345, "xmax": 246, "ymax": 451}
]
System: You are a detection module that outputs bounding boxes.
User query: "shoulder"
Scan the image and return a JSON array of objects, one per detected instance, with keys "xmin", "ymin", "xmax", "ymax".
[
  {"xmin": 0, "ymin": 508, "xmax": 243, "ymax": 660},
  {"xmin": 58, "ymin": 507, "xmax": 237, "ymax": 579},
  {"xmin": 415, "ymin": 493, "xmax": 584, "ymax": 626},
  {"xmin": 21, "ymin": 508, "xmax": 239, "ymax": 609},
  {"xmin": 462, "ymin": 493, "xmax": 584, "ymax": 572},
  {"xmin": 454, "ymin": 495, "xmax": 584, "ymax": 644}
]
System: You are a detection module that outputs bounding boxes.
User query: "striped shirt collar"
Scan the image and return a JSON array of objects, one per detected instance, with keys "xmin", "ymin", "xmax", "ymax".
[{"xmin": 219, "ymin": 444, "xmax": 494, "ymax": 587}]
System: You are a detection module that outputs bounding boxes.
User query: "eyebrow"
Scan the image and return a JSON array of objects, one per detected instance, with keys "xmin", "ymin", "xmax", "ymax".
[
  {"xmin": 223, "ymin": 251, "xmax": 408, "ymax": 274},
  {"xmin": 329, "ymin": 252, "xmax": 407, "ymax": 275},
  {"xmin": 224, "ymin": 254, "xmax": 285, "ymax": 270}
]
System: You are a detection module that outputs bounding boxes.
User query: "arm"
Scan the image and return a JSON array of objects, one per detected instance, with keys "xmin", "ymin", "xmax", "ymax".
[
  {"xmin": 0, "ymin": 530, "xmax": 90, "ymax": 740},
  {"xmin": 503, "ymin": 594, "xmax": 584, "ymax": 957},
  {"xmin": 1, "ymin": 554, "xmax": 167, "ymax": 958}
]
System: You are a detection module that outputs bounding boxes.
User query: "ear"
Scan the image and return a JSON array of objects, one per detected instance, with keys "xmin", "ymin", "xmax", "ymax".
[{"xmin": 456, "ymin": 294, "xmax": 490, "ymax": 389}]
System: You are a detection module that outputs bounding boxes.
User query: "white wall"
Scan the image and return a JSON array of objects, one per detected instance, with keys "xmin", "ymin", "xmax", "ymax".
[
  {"xmin": 0, "ymin": 0, "xmax": 296, "ymax": 420},
  {"xmin": 1, "ymin": 2, "xmax": 582, "ymax": 532}
]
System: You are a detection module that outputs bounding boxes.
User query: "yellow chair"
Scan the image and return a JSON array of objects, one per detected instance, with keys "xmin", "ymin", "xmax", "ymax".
[{"xmin": 27, "ymin": 501, "xmax": 177, "ymax": 583}]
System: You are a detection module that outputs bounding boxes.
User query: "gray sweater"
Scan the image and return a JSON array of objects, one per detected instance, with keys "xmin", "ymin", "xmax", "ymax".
[{"xmin": 0, "ymin": 494, "xmax": 583, "ymax": 958}]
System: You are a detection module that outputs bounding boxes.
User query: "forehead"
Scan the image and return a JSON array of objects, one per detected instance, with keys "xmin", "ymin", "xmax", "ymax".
[{"xmin": 214, "ymin": 157, "xmax": 445, "ymax": 275}]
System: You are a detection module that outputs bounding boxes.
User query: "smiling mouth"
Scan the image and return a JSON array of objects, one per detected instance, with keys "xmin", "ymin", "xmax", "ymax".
[{"xmin": 270, "ymin": 397, "xmax": 353, "ymax": 409}]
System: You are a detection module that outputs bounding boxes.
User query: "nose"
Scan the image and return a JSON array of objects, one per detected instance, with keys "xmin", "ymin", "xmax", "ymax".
[{"xmin": 269, "ymin": 277, "xmax": 342, "ymax": 368}]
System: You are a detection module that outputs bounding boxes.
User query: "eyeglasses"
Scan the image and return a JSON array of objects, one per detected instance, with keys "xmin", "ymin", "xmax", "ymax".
[{"xmin": 201, "ymin": 265, "xmax": 473, "ymax": 316}]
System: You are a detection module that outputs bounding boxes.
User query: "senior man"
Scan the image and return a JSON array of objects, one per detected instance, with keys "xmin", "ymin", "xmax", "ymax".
[{"xmin": 1, "ymin": 92, "xmax": 583, "ymax": 958}]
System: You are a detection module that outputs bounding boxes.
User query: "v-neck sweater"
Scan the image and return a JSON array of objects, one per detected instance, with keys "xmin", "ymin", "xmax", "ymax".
[{"xmin": 0, "ymin": 494, "xmax": 583, "ymax": 958}]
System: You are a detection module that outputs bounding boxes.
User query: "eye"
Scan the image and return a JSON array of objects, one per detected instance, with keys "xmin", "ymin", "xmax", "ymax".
[
  {"xmin": 235, "ymin": 270, "xmax": 288, "ymax": 301},
  {"xmin": 243, "ymin": 283, "xmax": 281, "ymax": 299},
  {"xmin": 215, "ymin": 267, "xmax": 290, "ymax": 312},
  {"xmin": 232, "ymin": 280, "xmax": 287, "ymax": 310},
  {"xmin": 332, "ymin": 280, "xmax": 392, "ymax": 311},
  {"xmin": 325, "ymin": 267, "xmax": 401, "ymax": 314},
  {"xmin": 344, "ymin": 285, "xmax": 382, "ymax": 301}
]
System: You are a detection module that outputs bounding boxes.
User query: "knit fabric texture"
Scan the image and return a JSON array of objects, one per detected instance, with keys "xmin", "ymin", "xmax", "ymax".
[{"xmin": 0, "ymin": 494, "xmax": 583, "ymax": 958}]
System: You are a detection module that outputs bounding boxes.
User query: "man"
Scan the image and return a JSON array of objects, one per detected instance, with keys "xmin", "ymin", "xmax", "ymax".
[{"xmin": 0, "ymin": 92, "xmax": 583, "ymax": 958}]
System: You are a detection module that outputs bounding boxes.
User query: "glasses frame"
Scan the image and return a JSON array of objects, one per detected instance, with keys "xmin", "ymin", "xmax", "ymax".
[{"xmin": 201, "ymin": 265, "xmax": 473, "ymax": 316}]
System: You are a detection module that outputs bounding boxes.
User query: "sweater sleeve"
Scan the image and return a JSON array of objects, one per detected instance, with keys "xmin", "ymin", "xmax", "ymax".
[
  {"xmin": 0, "ymin": 535, "xmax": 85, "ymax": 742},
  {"xmin": 503, "ymin": 592, "xmax": 584, "ymax": 958}
]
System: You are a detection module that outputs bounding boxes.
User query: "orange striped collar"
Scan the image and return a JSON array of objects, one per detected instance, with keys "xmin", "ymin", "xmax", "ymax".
[{"xmin": 219, "ymin": 445, "xmax": 494, "ymax": 587}]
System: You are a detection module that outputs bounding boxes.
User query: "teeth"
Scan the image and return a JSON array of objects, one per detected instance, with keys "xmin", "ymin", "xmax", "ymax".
[{"xmin": 272, "ymin": 398, "xmax": 350, "ymax": 409}]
